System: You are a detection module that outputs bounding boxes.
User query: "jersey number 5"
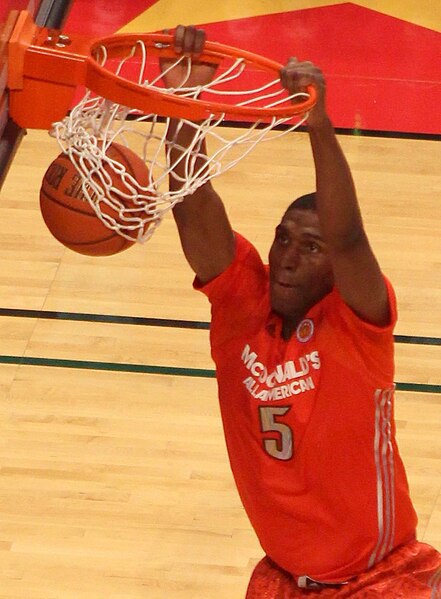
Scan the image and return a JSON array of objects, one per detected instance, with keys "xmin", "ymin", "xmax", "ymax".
[{"xmin": 259, "ymin": 406, "xmax": 293, "ymax": 460}]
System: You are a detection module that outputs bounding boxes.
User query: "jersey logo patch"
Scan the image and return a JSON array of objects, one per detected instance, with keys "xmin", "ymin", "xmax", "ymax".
[{"xmin": 296, "ymin": 319, "xmax": 314, "ymax": 343}]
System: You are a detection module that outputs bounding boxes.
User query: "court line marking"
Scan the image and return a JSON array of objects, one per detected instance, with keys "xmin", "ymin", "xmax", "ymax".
[
  {"xmin": 0, "ymin": 308, "xmax": 210, "ymax": 329},
  {"xmin": 0, "ymin": 308, "xmax": 439, "ymax": 345},
  {"xmin": 0, "ymin": 354, "xmax": 215, "ymax": 378},
  {"xmin": 0, "ymin": 354, "xmax": 439, "ymax": 393}
]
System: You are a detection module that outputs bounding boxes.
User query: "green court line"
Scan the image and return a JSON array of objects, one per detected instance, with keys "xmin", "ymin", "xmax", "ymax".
[
  {"xmin": 394, "ymin": 335, "xmax": 440, "ymax": 346},
  {"xmin": 0, "ymin": 308, "xmax": 440, "ymax": 345},
  {"xmin": 394, "ymin": 382, "xmax": 441, "ymax": 394},
  {"xmin": 0, "ymin": 355, "xmax": 439, "ymax": 393}
]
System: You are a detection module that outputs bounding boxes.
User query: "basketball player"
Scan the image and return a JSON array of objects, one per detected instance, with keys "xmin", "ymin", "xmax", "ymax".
[{"xmin": 162, "ymin": 25, "xmax": 441, "ymax": 597}]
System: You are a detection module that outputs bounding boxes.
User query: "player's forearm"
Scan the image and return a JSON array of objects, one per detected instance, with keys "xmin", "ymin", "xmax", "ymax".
[
  {"xmin": 167, "ymin": 118, "xmax": 212, "ymax": 195},
  {"xmin": 167, "ymin": 118, "xmax": 235, "ymax": 281},
  {"xmin": 167, "ymin": 118, "xmax": 227, "ymax": 225},
  {"xmin": 308, "ymin": 117, "xmax": 366, "ymax": 250}
]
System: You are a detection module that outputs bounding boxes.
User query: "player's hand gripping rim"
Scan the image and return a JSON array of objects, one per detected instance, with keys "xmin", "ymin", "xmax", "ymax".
[
  {"xmin": 160, "ymin": 25, "xmax": 218, "ymax": 91},
  {"xmin": 280, "ymin": 57, "xmax": 328, "ymax": 127}
]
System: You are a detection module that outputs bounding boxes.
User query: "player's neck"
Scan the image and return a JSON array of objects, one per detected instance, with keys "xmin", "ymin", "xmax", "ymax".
[{"xmin": 281, "ymin": 315, "xmax": 303, "ymax": 340}]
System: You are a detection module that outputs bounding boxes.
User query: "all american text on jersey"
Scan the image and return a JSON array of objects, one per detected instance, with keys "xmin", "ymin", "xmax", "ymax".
[{"xmin": 241, "ymin": 343, "xmax": 320, "ymax": 402}]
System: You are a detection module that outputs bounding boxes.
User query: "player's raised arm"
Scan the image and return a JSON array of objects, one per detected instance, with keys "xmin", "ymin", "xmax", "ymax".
[
  {"xmin": 161, "ymin": 25, "xmax": 235, "ymax": 284},
  {"xmin": 280, "ymin": 59, "xmax": 390, "ymax": 327}
]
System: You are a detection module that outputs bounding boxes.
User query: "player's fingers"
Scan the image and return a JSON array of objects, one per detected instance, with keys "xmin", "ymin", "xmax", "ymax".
[
  {"xmin": 175, "ymin": 25, "xmax": 206, "ymax": 58},
  {"xmin": 192, "ymin": 28, "xmax": 206, "ymax": 58},
  {"xmin": 182, "ymin": 25, "xmax": 194, "ymax": 55},
  {"xmin": 173, "ymin": 24, "xmax": 186, "ymax": 53},
  {"xmin": 280, "ymin": 65, "xmax": 300, "ymax": 90},
  {"xmin": 282, "ymin": 63, "xmax": 323, "ymax": 93},
  {"xmin": 280, "ymin": 57, "xmax": 300, "ymax": 88},
  {"xmin": 182, "ymin": 25, "xmax": 201, "ymax": 56},
  {"xmin": 296, "ymin": 67, "xmax": 324, "ymax": 92}
]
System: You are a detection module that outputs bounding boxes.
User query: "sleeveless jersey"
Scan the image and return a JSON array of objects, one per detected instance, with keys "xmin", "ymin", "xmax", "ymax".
[{"xmin": 195, "ymin": 233, "xmax": 417, "ymax": 583}]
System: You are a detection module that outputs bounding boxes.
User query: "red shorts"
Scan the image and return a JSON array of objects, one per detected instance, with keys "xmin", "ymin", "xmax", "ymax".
[{"xmin": 246, "ymin": 540, "xmax": 441, "ymax": 598}]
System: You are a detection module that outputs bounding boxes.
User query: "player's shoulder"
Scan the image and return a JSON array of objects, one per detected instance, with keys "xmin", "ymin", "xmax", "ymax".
[
  {"xmin": 195, "ymin": 232, "xmax": 269, "ymax": 337},
  {"xmin": 324, "ymin": 274, "xmax": 397, "ymax": 340}
]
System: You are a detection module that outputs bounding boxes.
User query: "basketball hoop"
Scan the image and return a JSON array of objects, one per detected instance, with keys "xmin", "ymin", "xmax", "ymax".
[{"xmin": 8, "ymin": 13, "xmax": 317, "ymax": 244}]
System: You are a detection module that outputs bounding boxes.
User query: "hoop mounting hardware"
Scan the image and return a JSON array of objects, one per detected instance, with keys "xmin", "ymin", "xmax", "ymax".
[{"xmin": 8, "ymin": 11, "xmax": 316, "ymax": 128}]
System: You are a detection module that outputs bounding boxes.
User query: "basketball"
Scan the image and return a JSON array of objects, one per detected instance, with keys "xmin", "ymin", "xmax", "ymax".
[{"xmin": 39, "ymin": 143, "xmax": 152, "ymax": 256}]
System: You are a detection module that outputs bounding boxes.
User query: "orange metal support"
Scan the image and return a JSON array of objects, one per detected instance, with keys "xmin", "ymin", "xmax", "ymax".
[{"xmin": 8, "ymin": 10, "xmax": 92, "ymax": 129}]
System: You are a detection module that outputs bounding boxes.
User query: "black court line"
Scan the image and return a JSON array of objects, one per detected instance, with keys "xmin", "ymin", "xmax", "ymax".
[
  {"xmin": 225, "ymin": 121, "xmax": 441, "ymax": 142},
  {"xmin": 0, "ymin": 355, "xmax": 439, "ymax": 394},
  {"xmin": 0, "ymin": 308, "xmax": 440, "ymax": 345},
  {"xmin": 0, "ymin": 308, "xmax": 210, "ymax": 330},
  {"xmin": 134, "ymin": 116, "xmax": 441, "ymax": 142}
]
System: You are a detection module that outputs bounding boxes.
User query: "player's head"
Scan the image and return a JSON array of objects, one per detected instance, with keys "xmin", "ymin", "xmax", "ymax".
[
  {"xmin": 284, "ymin": 192, "xmax": 317, "ymax": 214},
  {"xmin": 268, "ymin": 192, "xmax": 334, "ymax": 321}
]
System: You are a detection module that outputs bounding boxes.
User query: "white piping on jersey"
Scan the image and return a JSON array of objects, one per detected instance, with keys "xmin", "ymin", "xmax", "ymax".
[
  {"xmin": 429, "ymin": 566, "xmax": 441, "ymax": 598},
  {"xmin": 369, "ymin": 387, "xmax": 396, "ymax": 568}
]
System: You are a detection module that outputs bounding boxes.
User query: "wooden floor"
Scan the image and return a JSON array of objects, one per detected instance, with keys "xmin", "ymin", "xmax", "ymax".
[{"xmin": 0, "ymin": 128, "xmax": 440, "ymax": 598}]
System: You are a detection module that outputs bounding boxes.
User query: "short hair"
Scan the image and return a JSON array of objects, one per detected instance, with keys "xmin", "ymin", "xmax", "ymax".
[{"xmin": 285, "ymin": 192, "xmax": 317, "ymax": 214}]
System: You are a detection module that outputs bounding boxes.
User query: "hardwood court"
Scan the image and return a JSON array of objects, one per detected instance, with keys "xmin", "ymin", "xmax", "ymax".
[{"xmin": 0, "ymin": 128, "xmax": 440, "ymax": 598}]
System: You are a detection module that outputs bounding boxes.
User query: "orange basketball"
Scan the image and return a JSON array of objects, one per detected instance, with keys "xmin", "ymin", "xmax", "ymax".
[{"xmin": 40, "ymin": 143, "xmax": 151, "ymax": 256}]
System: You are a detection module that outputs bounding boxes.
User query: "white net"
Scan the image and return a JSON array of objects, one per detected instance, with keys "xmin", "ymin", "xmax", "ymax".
[{"xmin": 52, "ymin": 38, "xmax": 312, "ymax": 243}]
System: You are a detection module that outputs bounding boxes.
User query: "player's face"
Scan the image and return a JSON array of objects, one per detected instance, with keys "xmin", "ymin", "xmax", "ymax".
[{"xmin": 268, "ymin": 209, "xmax": 334, "ymax": 320}]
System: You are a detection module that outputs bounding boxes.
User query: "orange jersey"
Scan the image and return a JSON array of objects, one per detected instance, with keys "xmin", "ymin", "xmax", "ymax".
[{"xmin": 195, "ymin": 233, "xmax": 417, "ymax": 583}]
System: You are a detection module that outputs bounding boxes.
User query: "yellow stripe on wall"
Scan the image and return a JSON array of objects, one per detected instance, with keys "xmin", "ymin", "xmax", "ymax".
[
  {"xmin": 119, "ymin": 0, "xmax": 440, "ymax": 35},
  {"xmin": 119, "ymin": 1, "xmax": 343, "ymax": 33},
  {"xmin": 360, "ymin": 0, "xmax": 440, "ymax": 32}
]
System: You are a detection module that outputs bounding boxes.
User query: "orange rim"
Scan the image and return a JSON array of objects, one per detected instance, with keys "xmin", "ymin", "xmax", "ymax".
[{"xmin": 87, "ymin": 33, "xmax": 317, "ymax": 120}]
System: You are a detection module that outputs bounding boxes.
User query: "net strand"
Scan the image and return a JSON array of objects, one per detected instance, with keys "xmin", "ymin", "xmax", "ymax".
[{"xmin": 52, "ymin": 39, "xmax": 311, "ymax": 243}]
